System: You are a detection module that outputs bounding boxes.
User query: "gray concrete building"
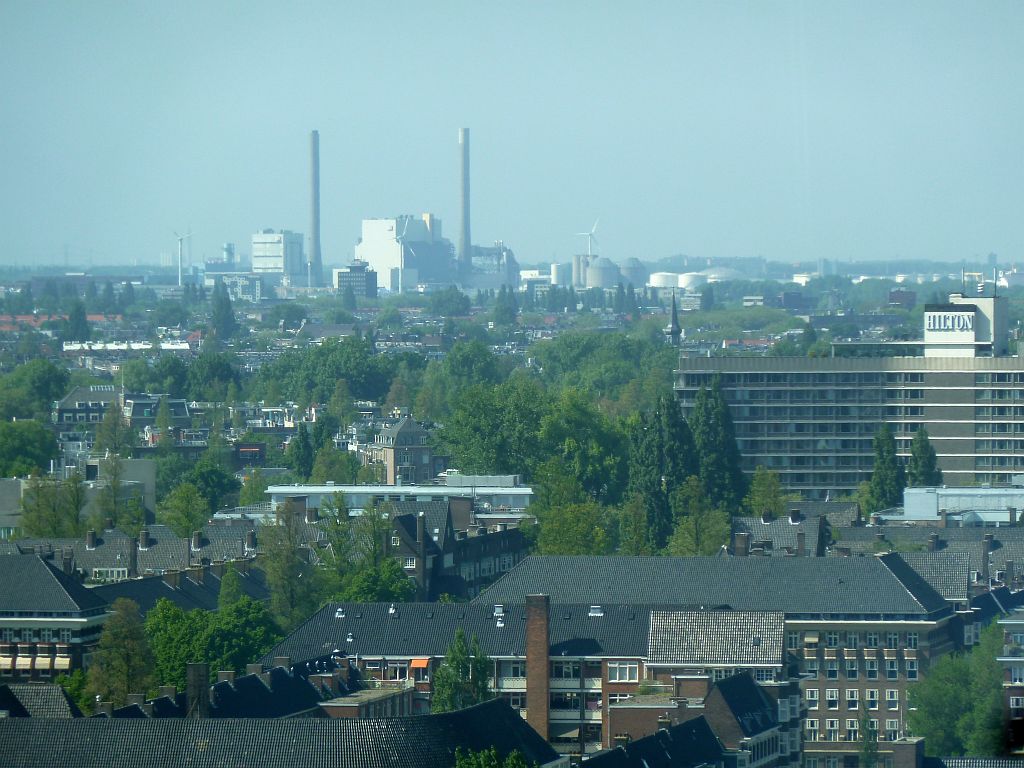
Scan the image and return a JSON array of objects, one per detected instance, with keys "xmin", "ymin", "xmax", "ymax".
[{"xmin": 675, "ymin": 290, "xmax": 1024, "ymax": 500}]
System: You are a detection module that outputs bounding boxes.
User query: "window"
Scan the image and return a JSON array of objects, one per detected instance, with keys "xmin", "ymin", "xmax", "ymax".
[
  {"xmin": 805, "ymin": 659, "xmax": 819, "ymax": 679},
  {"xmin": 826, "ymin": 719, "xmax": 840, "ymax": 741},
  {"xmin": 866, "ymin": 659, "xmax": 879, "ymax": 680},
  {"xmin": 825, "ymin": 631, "xmax": 840, "ymax": 648},
  {"xmin": 866, "ymin": 632, "xmax": 880, "ymax": 647},
  {"xmin": 885, "ymin": 632, "xmax": 899, "ymax": 648},
  {"xmin": 906, "ymin": 632, "xmax": 918, "ymax": 650},
  {"xmin": 551, "ymin": 661, "xmax": 580, "ymax": 679},
  {"xmin": 826, "ymin": 689, "xmax": 839, "ymax": 710},
  {"xmin": 827, "ymin": 660, "xmax": 839, "ymax": 679},
  {"xmin": 754, "ymin": 669, "xmax": 774, "ymax": 682},
  {"xmin": 886, "ymin": 719, "xmax": 900, "ymax": 741},
  {"xmin": 906, "ymin": 660, "xmax": 918, "ymax": 681},
  {"xmin": 503, "ymin": 692, "xmax": 526, "ymax": 709},
  {"xmin": 787, "ymin": 632, "xmax": 801, "ymax": 650},
  {"xmin": 806, "ymin": 688, "xmax": 819, "ymax": 710},
  {"xmin": 403, "ymin": 556, "xmax": 416, "ymax": 569},
  {"xmin": 607, "ymin": 661, "xmax": 639, "ymax": 683},
  {"xmin": 886, "ymin": 689, "xmax": 899, "ymax": 710},
  {"xmin": 805, "ymin": 758, "xmax": 819, "ymax": 768},
  {"xmin": 847, "ymin": 689, "xmax": 859, "ymax": 710},
  {"xmin": 608, "ymin": 693, "xmax": 632, "ymax": 704},
  {"xmin": 846, "ymin": 719, "xmax": 859, "ymax": 741},
  {"xmin": 391, "ymin": 535, "xmax": 400, "ymax": 547},
  {"xmin": 550, "ymin": 691, "xmax": 579, "ymax": 711},
  {"xmin": 866, "ymin": 689, "xmax": 879, "ymax": 710},
  {"xmin": 846, "ymin": 660, "xmax": 858, "ymax": 680},
  {"xmin": 59, "ymin": 629, "xmax": 72, "ymax": 643},
  {"xmin": 886, "ymin": 659, "xmax": 899, "ymax": 680},
  {"xmin": 502, "ymin": 660, "xmax": 525, "ymax": 678},
  {"xmin": 845, "ymin": 632, "xmax": 859, "ymax": 648},
  {"xmin": 805, "ymin": 720, "xmax": 819, "ymax": 742},
  {"xmin": 1012, "ymin": 667, "xmax": 1024, "ymax": 685}
]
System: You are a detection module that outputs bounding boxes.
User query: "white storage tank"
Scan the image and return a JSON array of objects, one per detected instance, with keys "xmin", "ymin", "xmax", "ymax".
[
  {"xmin": 649, "ymin": 272, "xmax": 679, "ymax": 289},
  {"xmin": 678, "ymin": 272, "xmax": 708, "ymax": 290}
]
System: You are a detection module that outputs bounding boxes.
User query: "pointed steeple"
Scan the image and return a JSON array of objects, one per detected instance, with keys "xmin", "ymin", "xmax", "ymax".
[{"xmin": 669, "ymin": 290, "xmax": 682, "ymax": 347}]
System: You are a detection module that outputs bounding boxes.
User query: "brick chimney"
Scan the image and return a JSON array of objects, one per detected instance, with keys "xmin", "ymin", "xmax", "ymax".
[
  {"xmin": 186, "ymin": 662, "xmax": 210, "ymax": 718},
  {"xmin": 245, "ymin": 529, "xmax": 257, "ymax": 552},
  {"xmin": 416, "ymin": 512, "xmax": 428, "ymax": 600},
  {"xmin": 191, "ymin": 530, "xmax": 202, "ymax": 552},
  {"xmin": 735, "ymin": 532, "xmax": 751, "ymax": 557},
  {"xmin": 139, "ymin": 529, "xmax": 150, "ymax": 550},
  {"xmin": 983, "ymin": 534, "xmax": 994, "ymax": 585},
  {"xmin": 86, "ymin": 529, "xmax": 96, "ymax": 550},
  {"xmin": 939, "ymin": 508, "xmax": 948, "ymax": 528},
  {"xmin": 217, "ymin": 670, "xmax": 236, "ymax": 683},
  {"xmin": 613, "ymin": 734, "xmax": 631, "ymax": 748},
  {"xmin": 525, "ymin": 594, "xmax": 550, "ymax": 741},
  {"xmin": 163, "ymin": 569, "xmax": 181, "ymax": 588},
  {"xmin": 796, "ymin": 530, "xmax": 806, "ymax": 557},
  {"xmin": 61, "ymin": 547, "xmax": 74, "ymax": 575},
  {"xmin": 928, "ymin": 533, "xmax": 939, "ymax": 552},
  {"xmin": 1007, "ymin": 560, "xmax": 1016, "ymax": 588}
]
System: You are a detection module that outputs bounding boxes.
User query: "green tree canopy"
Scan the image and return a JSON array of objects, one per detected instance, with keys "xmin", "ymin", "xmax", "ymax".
[
  {"xmin": 20, "ymin": 473, "xmax": 86, "ymax": 538},
  {"xmin": 157, "ymin": 482, "xmax": 209, "ymax": 537},
  {"xmin": 907, "ymin": 426, "xmax": 943, "ymax": 487},
  {"xmin": 431, "ymin": 628, "xmax": 492, "ymax": 713},
  {"xmin": 94, "ymin": 401, "xmax": 135, "ymax": 456},
  {"xmin": 88, "ymin": 598, "xmax": 153, "ymax": 706},
  {"xmin": 866, "ymin": 423, "xmax": 905, "ymax": 514},
  {"xmin": 286, "ymin": 423, "xmax": 315, "ymax": 481},
  {"xmin": 743, "ymin": 466, "xmax": 787, "ymax": 520},
  {"xmin": 218, "ymin": 566, "xmax": 245, "ymax": 610},
  {"xmin": 689, "ymin": 379, "xmax": 746, "ymax": 512},
  {"xmin": 665, "ymin": 476, "xmax": 730, "ymax": 556},
  {"xmin": 536, "ymin": 501, "xmax": 613, "ymax": 556}
]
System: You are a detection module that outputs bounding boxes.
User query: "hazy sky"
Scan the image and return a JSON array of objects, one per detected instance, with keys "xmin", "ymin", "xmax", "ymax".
[{"xmin": 2, "ymin": 1, "xmax": 1022, "ymax": 269}]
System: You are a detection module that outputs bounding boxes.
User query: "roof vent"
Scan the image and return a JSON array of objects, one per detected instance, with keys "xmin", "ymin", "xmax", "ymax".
[
  {"xmin": 752, "ymin": 636, "xmax": 761, "ymax": 646},
  {"xmin": 496, "ymin": 617, "xmax": 505, "ymax": 628},
  {"xmin": 493, "ymin": 604, "xmax": 505, "ymax": 617},
  {"xmin": 335, "ymin": 607, "xmax": 346, "ymax": 619},
  {"xmin": 388, "ymin": 603, "xmax": 397, "ymax": 615},
  {"xmin": 346, "ymin": 633, "xmax": 354, "ymax": 643},
  {"xmin": 588, "ymin": 605, "xmax": 604, "ymax": 617}
]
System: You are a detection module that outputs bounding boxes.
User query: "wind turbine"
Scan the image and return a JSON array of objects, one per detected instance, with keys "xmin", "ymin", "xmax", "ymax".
[
  {"xmin": 576, "ymin": 218, "xmax": 599, "ymax": 258},
  {"xmin": 173, "ymin": 230, "xmax": 192, "ymax": 287},
  {"xmin": 394, "ymin": 217, "xmax": 417, "ymax": 293}
]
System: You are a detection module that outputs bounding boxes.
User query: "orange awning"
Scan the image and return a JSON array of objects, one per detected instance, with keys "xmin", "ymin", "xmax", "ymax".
[{"xmin": 410, "ymin": 658, "xmax": 430, "ymax": 669}]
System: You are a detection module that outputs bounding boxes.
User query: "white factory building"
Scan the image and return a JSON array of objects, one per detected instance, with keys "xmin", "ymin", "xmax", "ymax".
[
  {"xmin": 354, "ymin": 214, "xmax": 454, "ymax": 293},
  {"xmin": 251, "ymin": 229, "xmax": 305, "ymax": 285}
]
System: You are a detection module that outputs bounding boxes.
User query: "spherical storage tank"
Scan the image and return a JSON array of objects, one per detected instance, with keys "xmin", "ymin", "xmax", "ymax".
[
  {"xmin": 649, "ymin": 272, "xmax": 679, "ymax": 289},
  {"xmin": 586, "ymin": 257, "xmax": 622, "ymax": 289},
  {"xmin": 620, "ymin": 258, "xmax": 648, "ymax": 289},
  {"xmin": 678, "ymin": 272, "xmax": 708, "ymax": 290}
]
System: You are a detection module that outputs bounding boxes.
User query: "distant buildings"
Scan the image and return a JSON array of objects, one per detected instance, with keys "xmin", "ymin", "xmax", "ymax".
[
  {"xmin": 252, "ymin": 230, "xmax": 305, "ymax": 286},
  {"xmin": 354, "ymin": 215, "xmax": 452, "ymax": 293},
  {"xmin": 332, "ymin": 260, "xmax": 378, "ymax": 298}
]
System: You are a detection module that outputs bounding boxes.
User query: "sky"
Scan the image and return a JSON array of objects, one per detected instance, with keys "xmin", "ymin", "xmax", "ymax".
[{"xmin": 1, "ymin": 1, "xmax": 1022, "ymax": 270}]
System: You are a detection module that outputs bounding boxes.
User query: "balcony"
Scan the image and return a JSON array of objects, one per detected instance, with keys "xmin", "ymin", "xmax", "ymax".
[
  {"xmin": 549, "ymin": 709, "xmax": 584, "ymax": 721},
  {"xmin": 583, "ymin": 677, "xmax": 602, "ymax": 690},
  {"xmin": 551, "ymin": 677, "xmax": 582, "ymax": 690},
  {"xmin": 497, "ymin": 676, "xmax": 526, "ymax": 691}
]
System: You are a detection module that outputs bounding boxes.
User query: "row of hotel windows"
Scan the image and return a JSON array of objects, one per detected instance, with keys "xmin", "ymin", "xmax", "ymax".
[
  {"xmin": 805, "ymin": 719, "xmax": 902, "ymax": 742},
  {"xmin": 0, "ymin": 629, "xmax": 74, "ymax": 642},
  {"xmin": 806, "ymin": 688, "xmax": 904, "ymax": 711},
  {"xmin": 803, "ymin": 659, "xmax": 918, "ymax": 681},
  {"xmin": 976, "ymin": 423, "xmax": 1024, "ymax": 434},
  {"xmin": 788, "ymin": 632, "xmax": 918, "ymax": 649}
]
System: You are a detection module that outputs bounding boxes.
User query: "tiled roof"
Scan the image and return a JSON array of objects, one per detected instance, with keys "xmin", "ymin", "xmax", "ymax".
[
  {"xmin": 926, "ymin": 760, "xmax": 1024, "ymax": 768},
  {"xmin": 789, "ymin": 501, "xmax": 860, "ymax": 527},
  {"xmin": 475, "ymin": 556, "xmax": 948, "ymax": 617},
  {"xmin": 263, "ymin": 601, "xmax": 652, "ymax": 667},
  {"xmin": 714, "ymin": 672, "xmax": 777, "ymax": 738},
  {"xmin": 0, "ymin": 539, "xmax": 21, "ymax": 555},
  {"xmin": 210, "ymin": 667, "xmax": 323, "ymax": 718},
  {"xmin": 5, "ymin": 684, "xmax": 82, "ymax": 718},
  {"xmin": 585, "ymin": 716, "xmax": 723, "ymax": 768},
  {"xmin": 0, "ymin": 699, "xmax": 559, "ymax": 768},
  {"xmin": 91, "ymin": 567, "xmax": 269, "ymax": 616},
  {"xmin": 0, "ymin": 555, "xmax": 107, "ymax": 614},
  {"xmin": 892, "ymin": 552, "xmax": 971, "ymax": 603},
  {"xmin": 732, "ymin": 516, "xmax": 821, "ymax": 556},
  {"xmin": 647, "ymin": 611, "xmax": 785, "ymax": 666}
]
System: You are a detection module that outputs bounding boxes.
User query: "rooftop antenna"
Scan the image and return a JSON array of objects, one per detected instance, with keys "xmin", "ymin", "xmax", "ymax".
[
  {"xmin": 173, "ymin": 231, "xmax": 192, "ymax": 287},
  {"xmin": 576, "ymin": 219, "xmax": 599, "ymax": 258}
]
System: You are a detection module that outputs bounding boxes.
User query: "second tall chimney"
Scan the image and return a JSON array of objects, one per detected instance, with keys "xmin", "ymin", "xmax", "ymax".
[{"xmin": 458, "ymin": 127, "xmax": 471, "ymax": 272}]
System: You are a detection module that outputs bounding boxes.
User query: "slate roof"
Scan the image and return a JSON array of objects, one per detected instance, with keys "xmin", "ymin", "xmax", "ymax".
[
  {"xmin": 925, "ymin": 761, "xmax": 1024, "ymax": 768},
  {"xmin": 0, "ymin": 699, "xmax": 559, "ymax": 768},
  {"xmin": 91, "ymin": 567, "xmax": 270, "ymax": 616},
  {"xmin": 474, "ymin": 556, "xmax": 949, "ymax": 617},
  {"xmin": 584, "ymin": 716, "xmax": 724, "ymax": 768},
  {"xmin": 4, "ymin": 684, "xmax": 82, "ymax": 718},
  {"xmin": 892, "ymin": 552, "xmax": 971, "ymax": 603},
  {"xmin": 715, "ymin": 672, "xmax": 777, "ymax": 738},
  {"xmin": 732, "ymin": 516, "xmax": 821, "ymax": 556},
  {"xmin": 263, "ymin": 601, "xmax": 653, "ymax": 667},
  {"xmin": 210, "ymin": 666, "xmax": 324, "ymax": 718},
  {"xmin": 0, "ymin": 539, "xmax": 22, "ymax": 556},
  {"xmin": 789, "ymin": 501, "xmax": 860, "ymax": 527},
  {"xmin": 647, "ymin": 611, "xmax": 785, "ymax": 666},
  {"xmin": 0, "ymin": 555, "xmax": 107, "ymax": 614}
]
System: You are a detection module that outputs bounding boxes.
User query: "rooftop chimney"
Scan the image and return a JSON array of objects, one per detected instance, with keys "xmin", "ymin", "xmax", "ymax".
[
  {"xmin": 191, "ymin": 530, "xmax": 202, "ymax": 552},
  {"xmin": 86, "ymin": 530, "xmax": 96, "ymax": 550},
  {"xmin": 139, "ymin": 529, "xmax": 150, "ymax": 550},
  {"xmin": 796, "ymin": 529, "xmax": 806, "ymax": 557},
  {"xmin": 458, "ymin": 128, "xmax": 471, "ymax": 272},
  {"xmin": 245, "ymin": 529, "xmax": 256, "ymax": 552},
  {"xmin": 735, "ymin": 532, "xmax": 751, "ymax": 557},
  {"xmin": 308, "ymin": 129, "xmax": 323, "ymax": 288},
  {"xmin": 928, "ymin": 533, "xmax": 939, "ymax": 552},
  {"xmin": 186, "ymin": 662, "xmax": 210, "ymax": 718},
  {"xmin": 525, "ymin": 594, "xmax": 550, "ymax": 741}
]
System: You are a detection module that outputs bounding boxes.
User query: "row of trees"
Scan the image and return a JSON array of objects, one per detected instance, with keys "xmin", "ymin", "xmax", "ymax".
[{"xmin": 861, "ymin": 424, "xmax": 942, "ymax": 515}]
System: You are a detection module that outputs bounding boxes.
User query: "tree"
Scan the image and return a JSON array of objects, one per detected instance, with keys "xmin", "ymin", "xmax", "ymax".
[
  {"xmin": 93, "ymin": 455, "xmax": 146, "ymax": 534},
  {"xmin": 455, "ymin": 748, "xmax": 532, "ymax": 768},
  {"xmin": 0, "ymin": 420, "xmax": 57, "ymax": 477},
  {"xmin": 536, "ymin": 501, "xmax": 612, "ymax": 555},
  {"xmin": 218, "ymin": 566, "xmax": 245, "ymax": 610},
  {"xmin": 185, "ymin": 456, "xmax": 240, "ymax": 516},
  {"xmin": 625, "ymin": 412, "xmax": 672, "ymax": 552},
  {"xmin": 865, "ymin": 423, "xmax": 905, "ymax": 514},
  {"xmin": 56, "ymin": 669, "xmax": 92, "ymax": 715},
  {"xmin": 310, "ymin": 445, "xmax": 361, "ymax": 485},
  {"xmin": 341, "ymin": 285, "xmax": 358, "ymax": 311},
  {"xmin": 286, "ymin": 423, "xmax": 315, "ymax": 481},
  {"xmin": 87, "ymin": 598, "xmax": 154, "ymax": 706},
  {"xmin": 65, "ymin": 298, "xmax": 90, "ymax": 342},
  {"xmin": 145, "ymin": 598, "xmax": 212, "ymax": 690},
  {"xmin": 338, "ymin": 558, "xmax": 416, "ymax": 603},
  {"xmin": 431, "ymin": 629, "xmax": 491, "ymax": 712},
  {"xmin": 154, "ymin": 396, "xmax": 174, "ymax": 450},
  {"xmin": 859, "ymin": 711, "xmax": 879, "ymax": 768},
  {"xmin": 239, "ymin": 468, "xmax": 270, "ymax": 507},
  {"xmin": 665, "ymin": 476, "xmax": 730, "ymax": 556},
  {"xmin": 428, "ymin": 285, "xmax": 471, "ymax": 317},
  {"xmin": 907, "ymin": 426, "xmax": 942, "ymax": 487},
  {"xmin": 743, "ymin": 466, "xmax": 787, "ymax": 520},
  {"xmin": 261, "ymin": 507, "xmax": 321, "ymax": 630},
  {"xmin": 209, "ymin": 281, "xmax": 237, "ymax": 340},
  {"xmin": 492, "ymin": 285, "xmax": 518, "ymax": 325},
  {"xmin": 204, "ymin": 597, "xmax": 281, "ymax": 676},
  {"xmin": 689, "ymin": 380, "xmax": 746, "ymax": 512},
  {"xmin": 157, "ymin": 482, "xmax": 209, "ymax": 537},
  {"xmin": 95, "ymin": 400, "xmax": 134, "ymax": 455},
  {"xmin": 21, "ymin": 473, "xmax": 86, "ymax": 538}
]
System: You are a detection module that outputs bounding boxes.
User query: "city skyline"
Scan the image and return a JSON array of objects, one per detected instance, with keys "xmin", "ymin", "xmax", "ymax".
[{"xmin": 2, "ymin": 1, "xmax": 1022, "ymax": 268}]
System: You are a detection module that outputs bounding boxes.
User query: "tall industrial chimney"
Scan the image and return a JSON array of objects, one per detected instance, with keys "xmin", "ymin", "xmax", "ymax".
[
  {"xmin": 309, "ymin": 129, "xmax": 323, "ymax": 288},
  {"xmin": 458, "ymin": 127, "xmax": 471, "ymax": 272}
]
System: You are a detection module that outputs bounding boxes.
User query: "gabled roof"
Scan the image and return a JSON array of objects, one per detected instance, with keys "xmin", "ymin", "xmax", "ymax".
[
  {"xmin": 892, "ymin": 552, "xmax": 971, "ymax": 603},
  {"xmin": 0, "ymin": 555, "xmax": 107, "ymax": 614},
  {"xmin": 713, "ymin": 672, "xmax": 777, "ymax": 738},
  {"xmin": 475, "ymin": 556, "xmax": 949, "ymax": 618},
  {"xmin": 3, "ymin": 684, "xmax": 82, "ymax": 718},
  {"xmin": 732, "ymin": 516, "xmax": 821, "ymax": 556},
  {"xmin": 263, "ymin": 601, "xmax": 652, "ymax": 666},
  {"xmin": 0, "ymin": 699, "xmax": 560, "ymax": 768},
  {"xmin": 648, "ymin": 611, "xmax": 784, "ymax": 666},
  {"xmin": 588, "ymin": 716, "xmax": 723, "ymax": 768},
  {"xmin": 91, "ymin": 567, "xmax": 269, "ymax": 615}
]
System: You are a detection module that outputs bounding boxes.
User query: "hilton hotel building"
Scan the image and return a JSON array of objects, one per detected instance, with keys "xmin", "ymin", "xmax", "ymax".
[{"xmin": 675, "ymin": 291, "xmax": 1023, "ymax": 500}]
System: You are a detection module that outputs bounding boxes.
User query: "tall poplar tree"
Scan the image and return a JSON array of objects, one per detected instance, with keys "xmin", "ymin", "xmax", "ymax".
[
  {"xmin": 689, "ymin": 379, "xmax": 746, "ymax": 512},
  {"xmin": 866, "ymin": 423, "xmax": 905, "ymax": 513},
  {"xmin": 907, "ymin": 426, "xmax": 942, "ymax": 487}
]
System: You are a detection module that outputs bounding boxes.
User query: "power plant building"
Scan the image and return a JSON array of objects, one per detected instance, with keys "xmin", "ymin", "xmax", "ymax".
[
  {"xmin": 354, "ymin": 214, "xmax": 453, "ymax": 293},
  {"xmin": 251, "ymin": 229, "xmax": 305, "ymax": 285},
  {"xmin": 675, "ymin": 289, "xmax": 1024, "ymax": 500}
]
